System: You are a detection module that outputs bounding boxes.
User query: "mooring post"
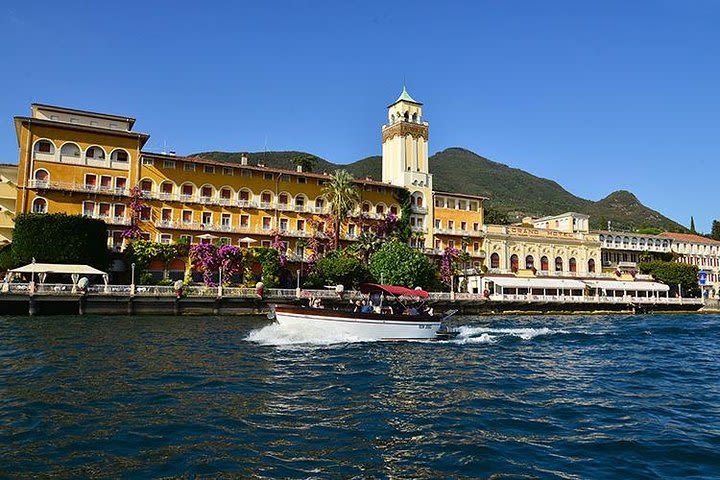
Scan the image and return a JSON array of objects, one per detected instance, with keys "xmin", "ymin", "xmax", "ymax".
[
  {"xmin": 28, "ymin": 295, "xmax": 36, "ymax": 316},
  {"xmin": 127, "ymin": 295, "xmax": 134, "ymax": 315}
]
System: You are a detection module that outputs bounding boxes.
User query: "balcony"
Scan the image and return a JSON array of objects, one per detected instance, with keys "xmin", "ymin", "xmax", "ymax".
[
  {"xmin": 410, "ymin": 205, "xmax": 428, "ymax": 214},
  {"xmin": 84, "ymin": 213, "xmax": 131, "ymax": 225},
  {"xmin": 27, "ymin": 179, "xmax": 129, "ymax": 196}
]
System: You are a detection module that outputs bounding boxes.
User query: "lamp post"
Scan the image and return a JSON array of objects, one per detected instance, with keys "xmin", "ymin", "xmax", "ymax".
[
  {"xmin": 218, "ymin": 266, "xmax": 223, "ymax": 297},
  {"xmin": 296, "ymin": 268, "xmax": 301, "ymax": 299},
  {"xmin": 130, "ymin": 262, "xmax": 136, "ymax": 295}
]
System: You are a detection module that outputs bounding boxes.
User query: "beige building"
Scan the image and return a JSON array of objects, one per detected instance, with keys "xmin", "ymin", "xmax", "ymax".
[{"xmin": 0, "ymin": 164, "xmax": 19, "ymax": 244}]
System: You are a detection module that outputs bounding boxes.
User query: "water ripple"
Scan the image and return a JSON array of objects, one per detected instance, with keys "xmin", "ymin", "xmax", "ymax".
[{"xmin": 1, "ymin": 314, "xmax": 720, "ymax": 478}]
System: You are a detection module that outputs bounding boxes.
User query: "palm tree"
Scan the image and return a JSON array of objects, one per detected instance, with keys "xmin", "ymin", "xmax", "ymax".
[{"xmin": 322, "ymin": 170, "xmax": 360, "ymax": 249}]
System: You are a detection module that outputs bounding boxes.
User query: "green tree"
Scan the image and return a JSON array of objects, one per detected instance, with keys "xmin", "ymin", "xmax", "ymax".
[
  {"xmin": 322, "ymin": 170, "xmax": 360, "ymax": 249},
  {"xmin": 11, "ymin": 213, "xmax": 108, "ymax": 269},
  {"xmin": 254, "ymin": 247, "xmax": 280, "ymax": 287},
  {"xmin": 690, "ymin": 216, "xmax": 697, "ymax": 234},
  {"xmin": 484, "ymin": 206, "xmax": 511, "ymax": 225},
  {"xmin": 710, "ymin": 220, "xmax": 720, "ymax": 240},
  {"xmin": 637, "ymin": 227, "xmax": 664, "ymax": 235},
  {"xmin": 393, "ymin": 188, "xmax": 412, "ymax": 243},
  {"xmin": 314, "ymin": 249, "xmax": 371, "ymax": 288},
  {"xmin": 291, "ymin": 154, "xmax": 318, "ymax": 173},
  {"xmin": 639, "ymin": 261, "xmax": 700, "ymax": 297},
  {"xmin": 369, "ymin": 240, "xmax": 438, "ymax": 289}
]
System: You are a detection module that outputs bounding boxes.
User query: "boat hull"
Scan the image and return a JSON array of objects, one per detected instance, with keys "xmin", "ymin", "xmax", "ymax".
[{"xmin": 274, "ymin": 306, "xmax": 442, "ymax": 340}]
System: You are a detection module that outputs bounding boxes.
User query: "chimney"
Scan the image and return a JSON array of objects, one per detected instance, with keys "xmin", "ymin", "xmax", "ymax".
[
  {"xmin": 296, "ymin": 165, "xmax": 303, "ymax": 172},
  {"xmin": 240, "ymin": 153, "xmax": 248, "ymax": 166}
]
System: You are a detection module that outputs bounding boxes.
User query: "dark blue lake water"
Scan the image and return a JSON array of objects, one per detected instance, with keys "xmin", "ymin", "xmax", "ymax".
[{"xmin": 1, "ymin": 314, "xmax": 719, "ymax": 479}]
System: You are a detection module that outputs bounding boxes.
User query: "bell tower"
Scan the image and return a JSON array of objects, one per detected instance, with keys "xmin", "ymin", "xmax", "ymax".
[
  {"xmin": 381, "ymin": 86, "xmax": 432, "ymax": 190},
  {"xmin": 381, "ymin": 86, "xmax": 434, "ymax": 249}
]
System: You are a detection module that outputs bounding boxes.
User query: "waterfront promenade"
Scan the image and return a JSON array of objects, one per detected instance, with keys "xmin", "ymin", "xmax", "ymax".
[{"xmin": 0, "ymin": 282, "xmax": 705, "ymax": 316}]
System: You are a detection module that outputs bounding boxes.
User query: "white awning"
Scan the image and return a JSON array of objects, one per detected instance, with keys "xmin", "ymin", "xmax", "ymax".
[
  {"xmin": 583, "ymin": 280, "xmax": 669, "ymax": 292},
  {"xmin": 9, "ymin": 263, "xmax": 107, "ymax": 276},
  {"xmin": 484, "ymin": 276, "xmax": 587, "ymax": 290}
]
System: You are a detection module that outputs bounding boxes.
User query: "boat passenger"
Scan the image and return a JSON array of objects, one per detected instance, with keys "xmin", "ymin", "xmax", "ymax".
[
  {"xmin": 360, "ymin": 302, "xmax": 373, "ymax": 314},
  {"xmin": 407, "ymin": 306, "xmax": 419, "ymax": 316}
]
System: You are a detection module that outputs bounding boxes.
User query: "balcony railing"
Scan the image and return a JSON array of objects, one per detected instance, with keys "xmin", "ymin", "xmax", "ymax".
[
  {"xmin": 27, "ymin": 179, "xmax": 129, "ymax": 196},
  {"xmin": 84, "ymin": 213, "xmax": 131, "ymax": 225},
  {"xmin": 410, "ymin": 205, "xmax": 428, "ymax": 214}
]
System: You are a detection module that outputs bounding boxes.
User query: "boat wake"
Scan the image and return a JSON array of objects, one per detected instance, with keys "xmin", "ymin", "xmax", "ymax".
[
  {"xmin": 451, "ymin": 325, "xmax": 570, "ymax": 344},
  {"xmin": 246, "ymin": 322, "xmax": 372, "ymax": 347}
]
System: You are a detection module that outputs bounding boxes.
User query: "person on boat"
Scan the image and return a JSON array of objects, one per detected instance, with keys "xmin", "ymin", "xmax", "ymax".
[
  {"xmin": 407, "ymin": 306, "xmax": 419, "ymax": 316},
  {"xmin": 360, "ymin": 301, "xmax": 373, "ymax": 314}
]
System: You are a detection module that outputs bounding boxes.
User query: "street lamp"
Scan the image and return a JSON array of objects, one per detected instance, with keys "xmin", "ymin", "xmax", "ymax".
[{"xmin": 130, "ymin": 262, "xmax": 136, "ymax": 294}]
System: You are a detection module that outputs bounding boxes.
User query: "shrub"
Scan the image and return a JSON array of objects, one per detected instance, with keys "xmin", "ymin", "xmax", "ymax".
[
  {"xmin": 254, "ymin": 247, "xmax": 280, "ymax": 288},
  {"xmin": 639, "ymin": 261, "xmax": 700, "ymax": 297},
  {"xmin": 11, "ymin": 213, "xmax": 108, "ymax": 269},
  {"xmin": 314, "ymin": 249, "xmax": 371, "ymax": 289},
  {"xmin": 369, "ymin": 240, "xmax": 438, "ymax": 289}
]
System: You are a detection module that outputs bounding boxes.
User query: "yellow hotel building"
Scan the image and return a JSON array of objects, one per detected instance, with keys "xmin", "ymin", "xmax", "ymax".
[{"xmin": 13, "ymin": 90, "xmax": 486, "ymax": 264}]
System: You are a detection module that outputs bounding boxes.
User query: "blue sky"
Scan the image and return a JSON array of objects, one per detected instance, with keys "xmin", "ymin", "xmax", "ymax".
[{"xmin": 1, "ymin": 1, "xmax": 718, "ymax": 231}]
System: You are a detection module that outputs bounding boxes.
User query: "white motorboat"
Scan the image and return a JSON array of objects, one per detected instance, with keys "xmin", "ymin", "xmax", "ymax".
[{"xmin": 273, "ymin": 284, "xmax": 457, "ymax": 341}]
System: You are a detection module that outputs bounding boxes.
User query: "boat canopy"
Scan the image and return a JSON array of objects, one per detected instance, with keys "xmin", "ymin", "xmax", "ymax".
[{"xmin": 359, "ymin": 283, "xmax": 429, "ymax": 299}]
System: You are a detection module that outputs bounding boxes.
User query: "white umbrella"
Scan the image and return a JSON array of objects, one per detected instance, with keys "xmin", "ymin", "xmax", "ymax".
[
  {"xmin": 239, "ymin": 237, "xmax": 257, "ymax": 243},
  {"xmin": 196, "ymin": 233, "xmax": 218, "ymax": 239}
]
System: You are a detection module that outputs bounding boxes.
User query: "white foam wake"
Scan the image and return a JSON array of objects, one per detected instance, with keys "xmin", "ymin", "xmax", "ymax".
[
  {"xmin": 246, "ymin": 321, "xmax": 371, "ymax": 347},
  {"xmin": 454, "ymin": 325, "xmax": 567, "ymax": 342}
]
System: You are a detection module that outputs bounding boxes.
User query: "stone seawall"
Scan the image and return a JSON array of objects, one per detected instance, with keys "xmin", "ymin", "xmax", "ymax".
[{"xmin": 0, "ymin": 294, "xmax": 705, "ymax": 316}]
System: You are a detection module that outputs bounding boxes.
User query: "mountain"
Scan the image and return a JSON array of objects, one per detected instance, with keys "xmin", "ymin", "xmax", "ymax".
[{"xmin": 189, "ymin": 148, "xmax": 685, "ymax": 232}]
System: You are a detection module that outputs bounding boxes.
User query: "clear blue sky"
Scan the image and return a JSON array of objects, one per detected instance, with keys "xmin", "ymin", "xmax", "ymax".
[{"xmin": 1, "ymin": 1, "xmax": 718, "ymax": 231}]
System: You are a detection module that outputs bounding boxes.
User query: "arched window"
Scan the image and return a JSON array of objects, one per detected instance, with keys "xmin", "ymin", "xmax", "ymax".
[
  {"xmin": 219, "ymin": 187, "xmax": 232, "ymax": 200},
  {"xmin": 34, "ymin": 169, "xmax": 49, "ymax": 185},
  {"xmin": 569, "ymin": 257, "xmax": 577, "ymax": 272},
  {"xmin": 200, "ymin": 185, "xmax": 213, "ymax": 199},
  {"xmin": 588, "ymin": 258, "xmax": 596, "ymax": 273},
  {"xmin": 238, "ymin": 189, "xmax": 252, "ymax": 202},
  {"xmin": 362, "ymin": 202, "xmax": 370, "ymax": 213},
  {"xmin": 295, "ymin": 194, "xmax": 306, "ymax": 208},
  {"xmin": 32, "ymin": 197, "xmax": 47, "ymax": 213},
  {"xmin": 541, "ymin": 256, "xmax": 549, "ymax": 271},
  {"xmin": 139, "ymin": 179, "xmax": 153, "ymax": 193},
  {"xmin": 110, "ymin": 149, "xmax": 129, "ymax": 162},
  {"xmin": 404, "ymin": 111, "xmax": 409, "ymax": 121},
  {"xmin": 376, "ymin": 204, "xmax": 385, "ymax": 214},
  {"xmin": 412, "ymin": 113, "xmax": 418, "ymax": 122},
  {"xmin": 315, "ymin": 197, "xmax": 324, "ymax": 209},
  {"xmin": 86, "ymin": 146, "xmax": 105, "ymax": 160},
  {"xmin": 34, "ymin": 140, "xmax": 55, "ymax": 154},
  {"xmin": 525, "ymin": 255, "xmax": 534, "ymax": 270},
  {"xmin": 60, "ymin": 143, "xmax": 81, "ymax": 158},
  {"xmin": 510, "ymin": 254, "xmax": 519, "ymax": 273},
  {"xmin": 490, "ymin": 252, "xmax": 500, "ymax": 269},
  {"xmin": 180, "ymin": 183, "xmax": 194, "ymax": 198},
  {"xmin": 390, "ymin": 205, "xmax": 398, "ymax": 215},
  {"xmin": 555, "ymin": 256, "xmax": 563, "ymax": 272}
]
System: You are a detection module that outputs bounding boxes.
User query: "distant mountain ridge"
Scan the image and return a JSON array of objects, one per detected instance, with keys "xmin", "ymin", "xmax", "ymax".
[{"xmin": 191, "ymin": 148, "xmax": 685, "ymax": 232}]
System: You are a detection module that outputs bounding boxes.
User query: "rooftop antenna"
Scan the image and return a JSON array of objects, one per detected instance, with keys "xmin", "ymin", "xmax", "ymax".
[{"xmin": 162, "ymin": 140, "xmax": 168, "ymax": 155}]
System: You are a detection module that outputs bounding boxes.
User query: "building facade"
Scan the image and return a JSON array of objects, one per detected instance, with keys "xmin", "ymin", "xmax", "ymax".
[
  {"xmin": 0, "ymin": 164, "xmax": 18, "ymax": 245},
  {"xmin": 659, "ymin": 232, "xmax": 720, "ymax": 296},
  {"xmin": 595, "ymin": 231, "xmax": 672, "ymax": 270}
]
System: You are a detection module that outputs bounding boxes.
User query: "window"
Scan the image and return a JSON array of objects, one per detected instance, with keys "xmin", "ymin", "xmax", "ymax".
[
  {"xmin": 297, "ymin": 219, "xmax": 305, "ymax": 231},
  {"xmin": 110, "ymin": 150, "xmax": 128, "ymax": 162},
  {"xmin": 184, "ymin": 163, "xmax": 196, "ymax": 172},
  {"xmin": 220, "ymin": 188, "xmax": 231, "ymax": 199},
  {"xmin": 348, "ymin": 224, "xmax": 356, "ymax": 236},
  {"xmin": 473, "ymin": 222, "xmax": 479, "ymax": 231},
  {"xmin": 525, "ymin": 255, "xmax": 534, "ymax": 270},
  {"xmin": 376, "ymin": 204, "xmax": 384, "ymax": 214},
  {"xmin": 221, "ymin": 213, "xmax": 231, "ymax": 226},
  {"xmin": 182, "ymin": 210, "xmax": 193, "ymax": 223},
  {"xmin": 181, "ymin": 184, "xmax": 193, "ymax": 196},
  {"xmin": 295, "ymin": 195, "xmax": 305, "ymax": 208},
  {"xmin": 490, "ymin": 252, "xmax": 500, "ymax": 269},
  {"xmin": 98, "ymin": 203, "xmax": 111, "ymax": 217},
  {"xmin": 241, "ymin": 170, "xmax": 252, "ymax": 178},
  {"xmin": 262, "ymin": 217, "xmax": 272, "ymax": 230},
  {"xmin": 569, "ymin": 257, "xmax": 577, "ymax": 273},
  {"xmin": 239, "ymin": 190, "xmax": 250, "ymax": 202},
  {"xmin": 204, "ymin": 165, "xmax": 215, "ymax": 174},
  {"xmin": 201, "ymin": 186, "xmax": 212, "ymax": 199},
  {"xmin": 161, "ymin": 208, "xmax": 172, "ymax": 221},
  {"xmin": 115, "ymin": 177, "xmax": 127, "ymax": 192},
  {"xmin": 473, "ymin": 242, "xmax": 480, "ymax": 252},
  {"xmin": 555, "ymin": 257, "xmax": 563, "ymax": 272},
  {"xmin": 180, "ymin": 235, "xmax": 191, "ymax": 243},
  {"xmin": 278, "ymin": 193, "xmax": 289, "ymax": 205},
  {"xmin": 435, "ymin": 219, "xmax": 441, "ymax": 229},
  {"xmin": 510, "ymin": 254, "xmax": 518, "ymax": 272},
  {"xmin": 295, "ymin": 244, "xmax": 304, "ymax": 256},
  {"xmin": 99, "ymin": 176, "xmax": 112, "ymax": 189},
  {"xmin": 297, "ymin": 177, "xmax": 306, "ymax": 184},
  {"xmin": 264, "ymin": 173, "xmax": 273, "ymax": 180},
  {"xmin": 161, "ymin": 182, "xmax": 173, "ymax": 194},
  {"xmin": 85, "ymin": 174, "xmax": 97, "ymax": 188},
  {"xmin": 261, "ymin": 240, "xmax": 271, "ymax": 248},
  {"xmin": 261, "ymin": 192, "xmax": 272, "ymax": 205},
  {"xmin": 202, "ymin": 212, "xmax": 212, "ymax": 225},
  {"xmin": 588, "ymin": 258, "xmax": 596, "ymax": 273},
  {"xmin": 159, "ymin": 234, "xmax": 172, "ymax": 244},
  {"xmin": 223, "ymin": 167, "xmax": 233, "ymax": 176},
  {"xmin": 219, "ymin": 237, "xmax": 231, "ymax": 245},
  {"xmin": 32, "ymin": 198, "xmax": 47, "ymax": 213},
  {"xmin": 315, "ymin": 198, "xmax": 324, "ymax": 209},
  {"xmin": 390, "ymin": 205, "xmax": 398, "ymax": 215},
  {"xmin": 279, "ymin": 218, "xmax": 289, "ymax": 231},
  {"xmin": 142, "ymin": 157, "xmax": 154, "ymax": 165},
  {"xmin": 35, "ymin": 140, "xmax": 54, "ymax": 153},
  {"xmin": 83, "ymin": 201, "xmax": 95, "ymax": 217},
  {"xmin": 34, "ymin": 169, "xmax": 49, "ymax": 184},
  {"xmin": 448, "ymin": 220, "xmax": 454, "ymax": 230},
  {"xmin": 87, "ymin": 146, "xmax": 106, "ymax": 160},
  {"xmin": 163, "ymin": 160, "xmax": 176, "ymax": 169},
  {"xmin": 61, "ymin": 143, "xmax": 81, "ymax": 157},
  {"xmin": 448, "ymin": 240, "xmax": 455, "ymax": 249},
  {"xmin": 240, "ymin": 215, "xmax": 250, "ymax": 228},
  {"xmin": 461, "ymin": 221, "xmax": 467, "ymax": 231},
  {"xmin": 362, "ymin": 202, "xmax": 370, "ymax": 213},
  {"xmin": 140, "ymin": 180, "xmax": 152, "ymax": 193},
  {"xmin": 541, "ymin": 256, "xmax": 549, "ymax": 271},
  {"xmin": 114, "ymin": 204, "xmax": 126, "ymax": 218},
  {"xmin": 140, "ymin": 206, "xmax": 151, "ymax": 221}
]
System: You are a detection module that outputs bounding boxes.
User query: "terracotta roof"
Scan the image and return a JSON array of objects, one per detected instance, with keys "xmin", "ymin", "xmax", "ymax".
[
  {"xmin": 658, "ymin": 232, "xmax": 720, "ymax": 245},
  {"xmin": 141, "ymin": 151, "xmax": 403, "ymax": 188}
]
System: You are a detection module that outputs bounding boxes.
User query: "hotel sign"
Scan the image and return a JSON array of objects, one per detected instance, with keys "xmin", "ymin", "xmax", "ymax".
[{"xmin": 507, "ymin": 226, "xmax": 576, "ymax": 239}]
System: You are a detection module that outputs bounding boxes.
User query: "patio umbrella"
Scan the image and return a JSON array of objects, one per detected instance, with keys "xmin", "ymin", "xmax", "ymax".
[{"xmin": 238, "ymin": 237, "xmax": 257, "ymax": 243}]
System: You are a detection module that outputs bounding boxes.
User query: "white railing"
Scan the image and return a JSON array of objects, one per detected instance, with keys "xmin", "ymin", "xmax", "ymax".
[{"xmin": 28, "ymin": 179, "xmax": 129, "ymax": 196}]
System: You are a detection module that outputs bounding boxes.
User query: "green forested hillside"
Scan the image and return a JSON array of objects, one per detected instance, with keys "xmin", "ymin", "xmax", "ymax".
[{"xmin": 190, "ymin": 148, "xmax": 685, "ymax": 232}]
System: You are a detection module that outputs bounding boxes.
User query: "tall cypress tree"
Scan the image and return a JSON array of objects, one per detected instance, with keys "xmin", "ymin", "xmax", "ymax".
[
  {"xmin": 690, "ymin": 216, "xmax": 697, "ymax": 234},
  {"xmin": 711, "ymin": 220, "xmax": 720, "ymax": 240}
]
